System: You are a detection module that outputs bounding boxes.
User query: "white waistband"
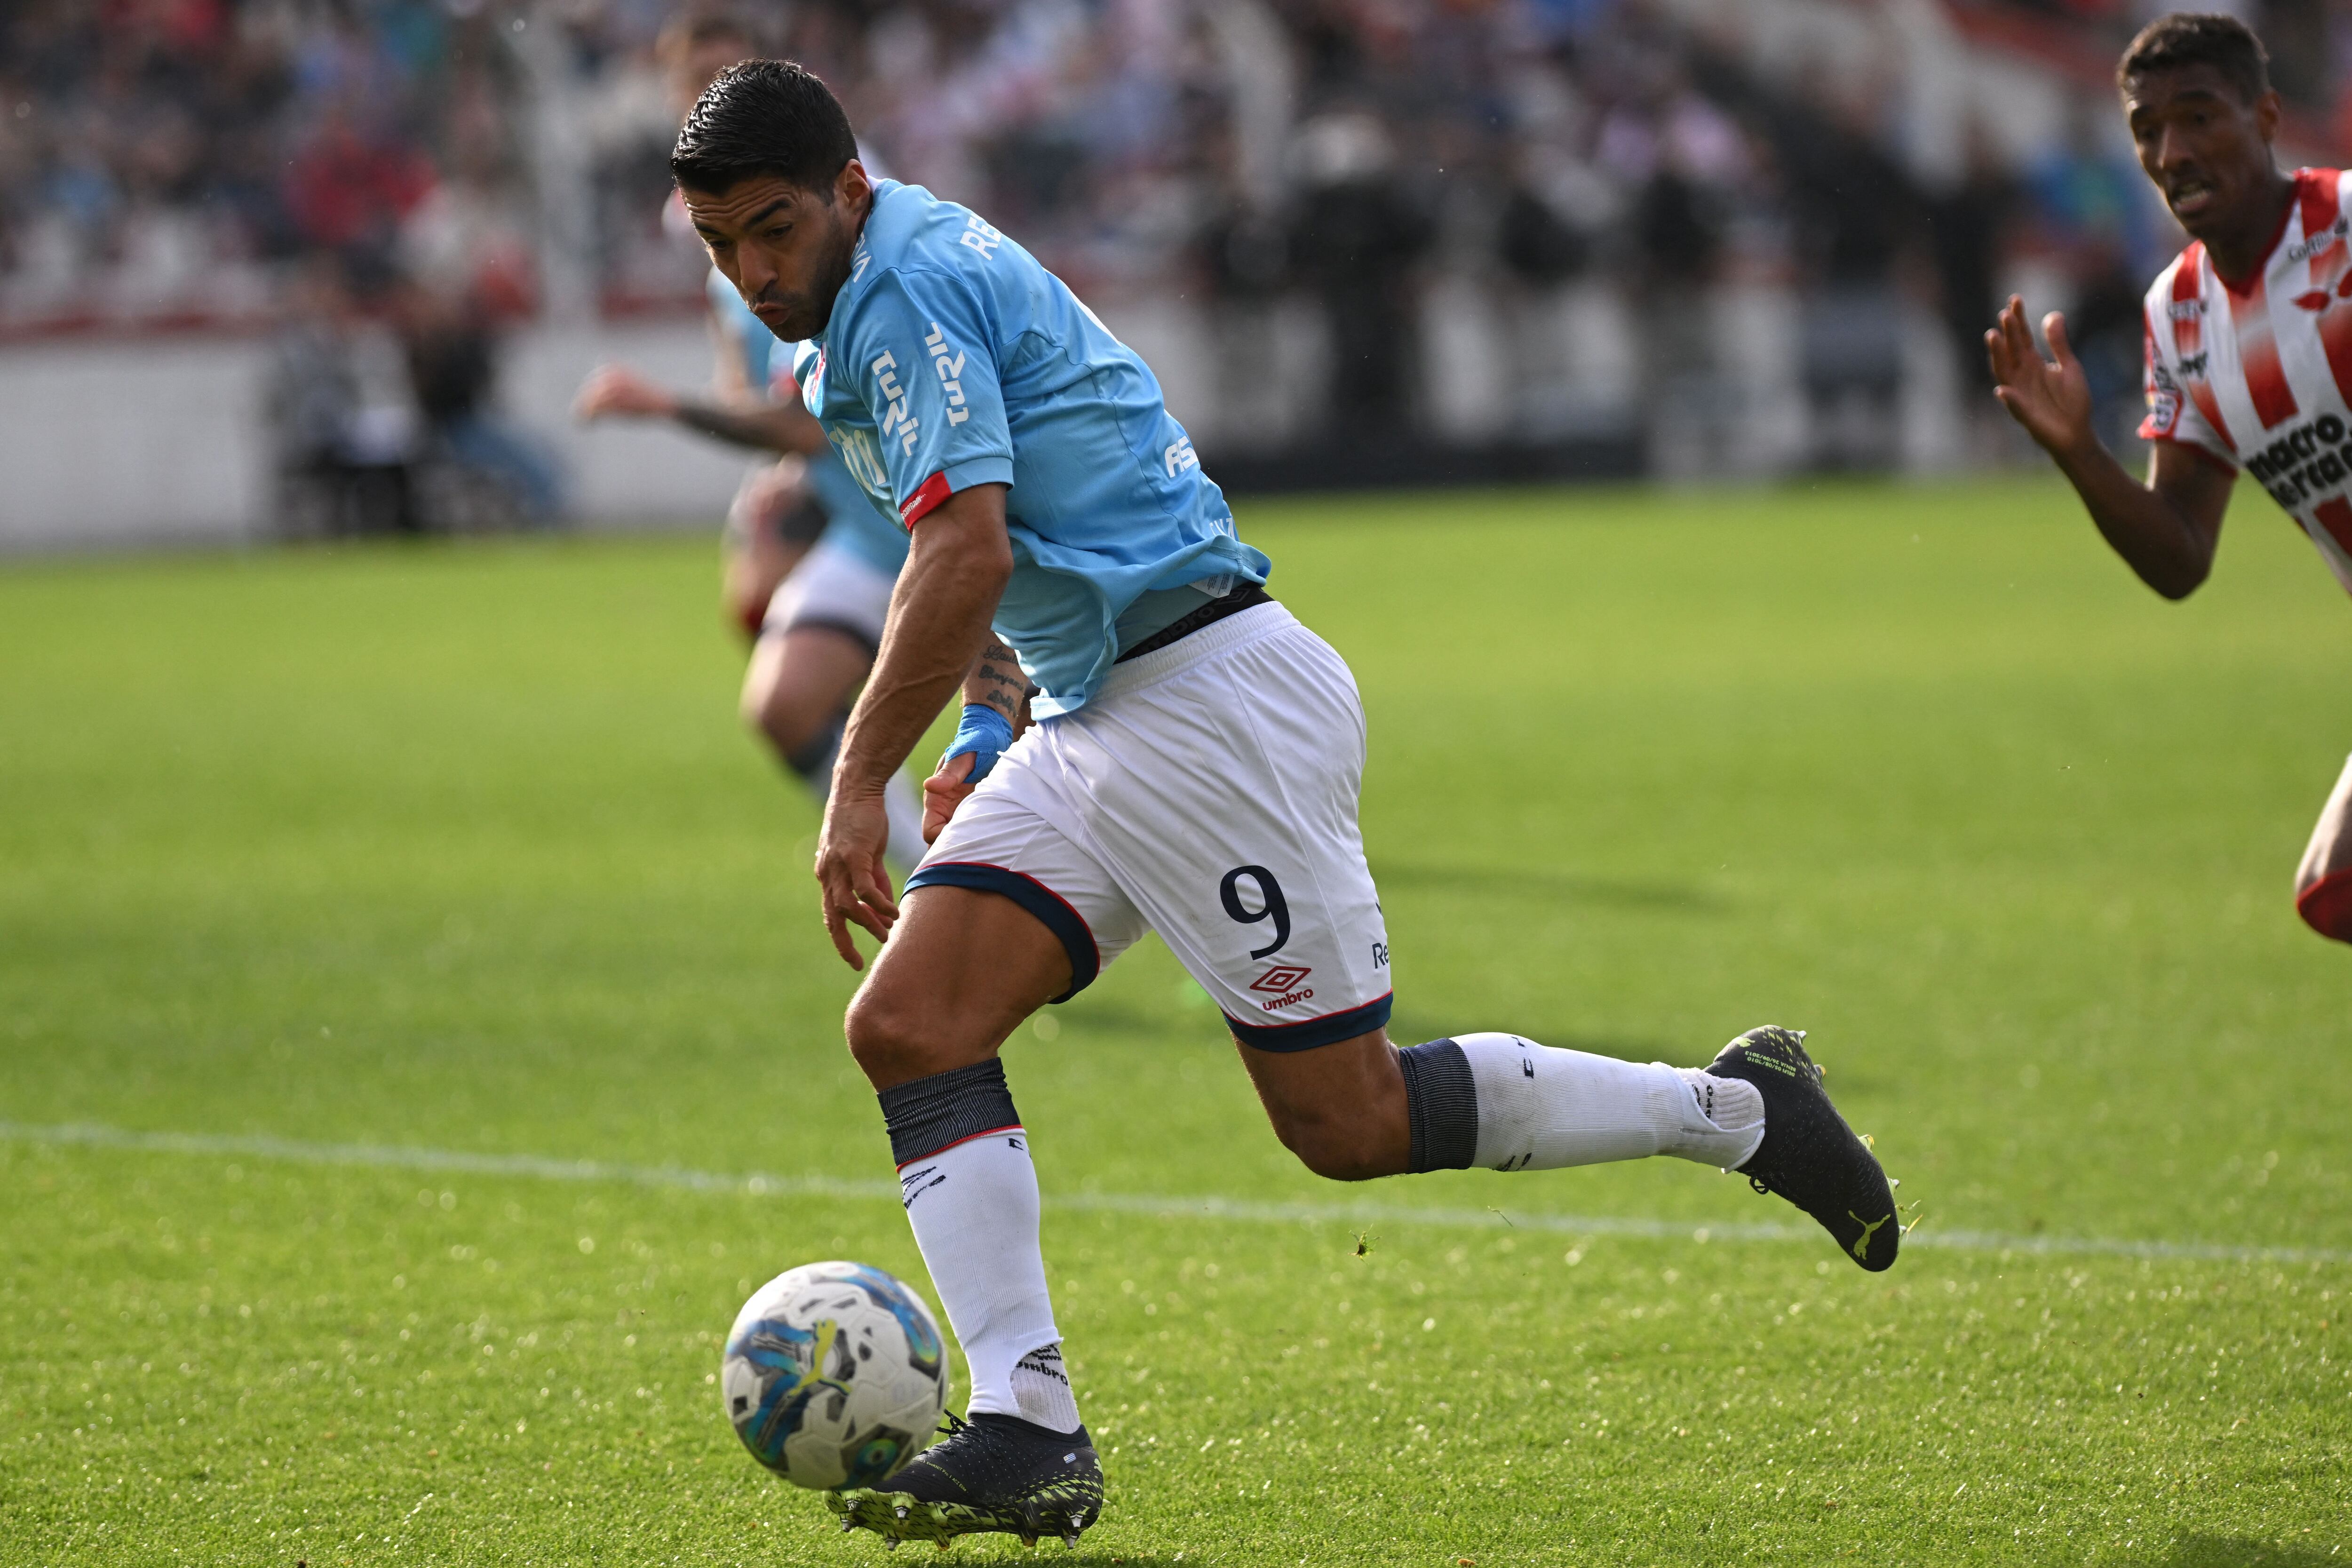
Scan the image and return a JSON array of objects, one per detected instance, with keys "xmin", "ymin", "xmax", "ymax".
[{"xmin": 1089, "ymin": 599, "xmax": 1298, "ymax": 702}]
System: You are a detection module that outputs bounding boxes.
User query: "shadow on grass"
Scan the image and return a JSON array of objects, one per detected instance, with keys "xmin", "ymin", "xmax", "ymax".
[
  {"xmin": 2158, "ymin": 1537, "xmax": 2343, "ymax": 1567},
  {"xmin": 1371, "ymin": 860, "xmax": 1724, "ymax": 914}
]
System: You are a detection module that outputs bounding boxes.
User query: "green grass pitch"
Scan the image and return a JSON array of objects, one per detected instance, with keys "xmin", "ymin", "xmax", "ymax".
[{"xmin": 2, "ymin": 476, "xmax": 2348, "ymax": 1566}]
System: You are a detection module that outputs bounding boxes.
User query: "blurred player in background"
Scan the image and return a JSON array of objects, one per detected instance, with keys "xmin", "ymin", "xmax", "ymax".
[
  {"xmin": 675, "ymin": 60, "xmax": 1901, "ymax": 1550},
  {"xmin": 574, "ymin": 12, "xmax": 924, "ymax": 871},
  {"xmin": 1989, "ymin": 13, "xmax": 2352, "ymax": 944}
]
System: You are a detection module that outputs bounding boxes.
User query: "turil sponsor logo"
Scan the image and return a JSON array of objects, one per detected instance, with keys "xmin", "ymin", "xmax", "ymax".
[
  {"xmin": 870, "ymin": 350, "xmax": 921, "ymax": 456},
  {"xmin": 923, "ymin": 321, "xmax": 971, "ymax": 427}
]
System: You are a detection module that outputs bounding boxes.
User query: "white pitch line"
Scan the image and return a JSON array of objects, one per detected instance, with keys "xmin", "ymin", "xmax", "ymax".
[{"xmin": 5, "ymin": 1119, "xmax": 2346, "ymax": 1268}]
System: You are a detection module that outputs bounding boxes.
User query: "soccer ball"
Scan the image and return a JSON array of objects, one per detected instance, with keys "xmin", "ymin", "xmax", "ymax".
[{"xmin": 720, "ymin": 1260, "xmax": 950, "ymax": 1490}]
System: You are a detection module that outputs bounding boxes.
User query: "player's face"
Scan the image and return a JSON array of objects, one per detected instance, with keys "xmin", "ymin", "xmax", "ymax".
[
  {"xmin": 2122, "ymin": 64, "xmax": 2280, "ymax": 237},
  {"xmin": 685, "ymin": 162, "xmax": 872, "ymax": 343}
]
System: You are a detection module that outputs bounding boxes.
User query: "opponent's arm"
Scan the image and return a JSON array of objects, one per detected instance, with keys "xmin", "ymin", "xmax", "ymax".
[
  {"xmin": 815, "ymin": 482, "xmax": 1013, "ymax": 967},
  {"xmin": 1988, "ymin": 296, "xmax": 2234, "ymax": 599},
  {"xmin": 674, "ymin": 395, "xmax": 832, "ymax": 455},
  {"xmin": 572, "ymin": 363, "xmax": 832, "ymax": 455}
]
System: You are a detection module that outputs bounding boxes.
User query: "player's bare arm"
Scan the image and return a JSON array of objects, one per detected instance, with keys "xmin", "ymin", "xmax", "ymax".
[
  {"xmin": 1988, "ymin": 296, "xmax": 2234, "ymax": 599},
  {"xmin": 815, "ymin": 482, "xmax": 1011, "ymax": 967},
  {"xmin": 677, "ymin": 394, "xmax": 830, "ymax": 454},
  {"xmin": 572, "ymin": 362, "xmax": 828, "ymax": 454},
  {"xmin": 919, "ymin": 637, "xmax": 1033, "ymax": 842}
]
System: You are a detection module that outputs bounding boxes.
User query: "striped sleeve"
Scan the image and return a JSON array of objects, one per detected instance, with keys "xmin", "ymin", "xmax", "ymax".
[{"xmin": 2137, "ymin": 263, "xmax": 2234, "ymax": 470}]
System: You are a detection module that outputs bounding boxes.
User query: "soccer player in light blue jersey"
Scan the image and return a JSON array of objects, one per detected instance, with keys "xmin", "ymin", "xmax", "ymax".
[
  {"xmin": 675, "ymin": 60, "xmax": 1901, "ymax": 1547},
  {"xmin": 574, "ymin": 278, "xmax": 930, "ymax": 874},
  {"xmin": 572, "ymin": 16, "xmax": 926, "ymax": 872}
]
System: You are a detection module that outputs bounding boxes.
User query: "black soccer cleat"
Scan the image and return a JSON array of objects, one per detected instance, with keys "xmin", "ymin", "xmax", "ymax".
[
  {"xmin": 1706, "ymin": 1026, "xmax": 1900, "ymax": 1272},
  {"xmin": 828, "ymin": 1411, "xmax": 1104, "ymax": 1548}
]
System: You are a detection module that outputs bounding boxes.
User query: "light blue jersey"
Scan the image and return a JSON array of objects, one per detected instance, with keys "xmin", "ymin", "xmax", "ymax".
[
  {"xmin": 707, "ymin": 269, "xmax": 909, "ymax": 578},
  {"xmin": 792, "ymin": 180, "xmax": 1268, "ymax": 717}
]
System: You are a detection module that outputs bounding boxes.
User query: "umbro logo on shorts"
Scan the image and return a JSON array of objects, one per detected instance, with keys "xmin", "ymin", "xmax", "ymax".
[{"xmin": 1249, "ymin": 964, "xmax": 1316, "ymax": 1012}]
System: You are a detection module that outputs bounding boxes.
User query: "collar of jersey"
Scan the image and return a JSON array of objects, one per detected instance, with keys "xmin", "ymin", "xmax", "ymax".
[
  {"xmin": 813, "ymin": 178, "xmax": 915, "ymax": 349},
  {"xmin": 2210, "ymin": 169, "xmax": 2311, "ymax": 296}
]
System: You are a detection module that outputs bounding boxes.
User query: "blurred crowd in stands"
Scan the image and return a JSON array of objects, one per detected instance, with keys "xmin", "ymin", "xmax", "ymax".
[{"xmin": 1, "ymin": 0, "xmax": 2345, "ymax": 515}]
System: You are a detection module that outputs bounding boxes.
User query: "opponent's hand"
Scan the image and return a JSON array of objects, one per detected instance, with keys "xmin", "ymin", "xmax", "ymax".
[
  {"xmin": 572, "ymin": 364, "xmax": 678, "ymax": 423},
  {"xmin": 1987, "ymin": 296, "xmax": 2096, "ymax": 461},
  {"xmin": 728, "ymin": 458, "xmax": 808, "ymax": 534},
  {"xmin": 814, "ymin": 785, "xmax": 899, "ymax": 969}
]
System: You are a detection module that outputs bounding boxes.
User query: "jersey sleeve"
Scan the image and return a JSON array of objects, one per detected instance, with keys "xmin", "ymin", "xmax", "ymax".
[
  {"xmin": 2136, "ymin": 298, "xmax": 2233, "ymax": 470},
  {"xmin": 838, "ymin": 269, "xmax": 1013, "ymax": 528}
]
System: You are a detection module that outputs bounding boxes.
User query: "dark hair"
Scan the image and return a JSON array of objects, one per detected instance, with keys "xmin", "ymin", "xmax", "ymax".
[
  {"xmin": 2115, "ymin": 12, "xmax": 2271, "ymax": 104},
  {"xmin": 671, "ymin": 59, "xmax": 857, "ymax": 195}
]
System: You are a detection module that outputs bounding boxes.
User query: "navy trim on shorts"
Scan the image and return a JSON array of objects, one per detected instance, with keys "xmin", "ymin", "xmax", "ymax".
[
  {"xmin": 1224, "ymin": 991, "xmax": 1393, "ymax": 1052},
  {"xmin": 904, "ymin": 861, "xmax": 1100, "ymax": 1002}
]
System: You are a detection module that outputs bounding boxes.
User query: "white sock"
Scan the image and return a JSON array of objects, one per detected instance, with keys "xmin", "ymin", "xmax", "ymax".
[
  {"xmin": 1675, "ymin": 1067, "xmax": 1764, "ymax": 1164},
  {"xmin": 1009, "ymin": 1343, "xmax": 1080, "ymax": 1433},
  {"xmin": 1404, "ymin": 1032, "xmax": 1764, "ymax": 1172},
  {"xmin": 881, "ymin": 1062, "xmax": 1079, "ymax": 1432}
]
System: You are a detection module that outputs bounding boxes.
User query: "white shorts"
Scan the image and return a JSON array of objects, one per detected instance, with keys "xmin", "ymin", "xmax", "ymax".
[
  {"xmin": 906, "ymin": 602, "xmax": 1393, "ymax": 1051},
  {"xmin": 762, "ymin": 537, "xmax": 896, "ymax": 652}
]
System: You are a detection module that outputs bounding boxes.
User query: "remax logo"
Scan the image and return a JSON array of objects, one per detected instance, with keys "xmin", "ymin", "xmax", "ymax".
[{"xmin": 1249, "ymin": 965, "xmax": 1312, "ymax": 994}]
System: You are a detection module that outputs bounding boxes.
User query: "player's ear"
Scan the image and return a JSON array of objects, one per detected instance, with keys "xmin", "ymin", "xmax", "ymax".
[
  {"xmin": 838, "ymin": 158, "xmax": 873, "ymax": 213},
  {"xmin": 2253, "ymin": 88, "xmax": 2281, "ymax": 144}
]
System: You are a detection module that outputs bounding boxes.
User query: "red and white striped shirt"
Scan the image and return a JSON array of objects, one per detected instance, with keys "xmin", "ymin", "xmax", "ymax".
[{"xmin": 2140, "ymin": 167, "xmax": 2352, "ymax": 592}]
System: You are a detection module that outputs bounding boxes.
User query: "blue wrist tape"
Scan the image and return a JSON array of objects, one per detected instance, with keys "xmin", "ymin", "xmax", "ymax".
[{"xmin": 941, "ymin": 703, "xmax": 1015, "ymax": 783}]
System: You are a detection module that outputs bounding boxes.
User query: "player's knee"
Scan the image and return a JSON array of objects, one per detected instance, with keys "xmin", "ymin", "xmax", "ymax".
[
  {"xmin": 1265, "ymin": 1106, "xmax": 1388, "ymax": 1183},
  {"xmin": 843, "ymin": 988, "xmax": 932, "ymax": 1089},
  {"xmin": 738, "ymin": 656, "xmax": 781, "ymax": 737},
  {"xmin": 743, "ymin": 670, "xmax": 838, "ymax": 779}
]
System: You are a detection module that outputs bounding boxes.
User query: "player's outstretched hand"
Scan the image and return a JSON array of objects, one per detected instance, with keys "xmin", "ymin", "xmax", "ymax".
[
  {"xmin": 572, "ymin": 364, "xmax": 678, "ymax": 423},
  {"xmin": 815, "ymin": 787, "xmax": 899, "ymax": 969},
  {"xmin": 1986, "ymin": 296, "xmax": 2095, "ymax": 461},
  {"xmin": 921, "ymin": 751, "xmax": 978, "ymax": 845}
]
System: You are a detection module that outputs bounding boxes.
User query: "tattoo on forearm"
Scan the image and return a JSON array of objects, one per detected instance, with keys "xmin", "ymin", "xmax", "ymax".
[
  {"xmin": 969, "ymin": 638, "xmax": 1035, "ymax": 722},
  {"xmin": 673, "ymin": 399, "xmax": 784, "ymax": 451}
]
